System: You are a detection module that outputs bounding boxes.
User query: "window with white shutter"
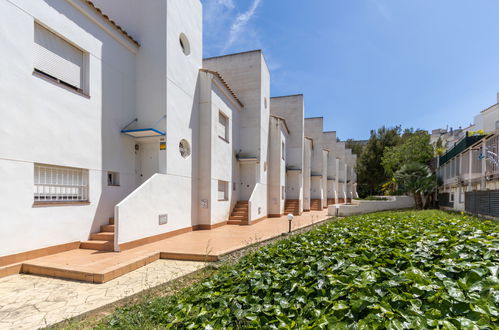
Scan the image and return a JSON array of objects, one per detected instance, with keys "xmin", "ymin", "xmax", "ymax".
[
  {"xmin": 34, "ymin": 23, "xmax": 86, "ymax": 92},
  {"xmin": 218, "ymin": 111, "xmax": 229, "ymax": 142}
]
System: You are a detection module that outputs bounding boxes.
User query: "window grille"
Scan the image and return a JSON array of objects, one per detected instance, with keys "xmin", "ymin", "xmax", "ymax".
[
  {"xmin": 461, "ymin": 150, "xmax": 470, "ymax": 175},
  {"xmin": 34, "ymin": 164, "xmax": 89, "ymax": 202},
  {"xmin": 471, "ymin": 149, "xmax": 482, "ymax": 173},
  {"xmin": 486, "ymin": 135, "xmax": 499, "ymax": 174}
]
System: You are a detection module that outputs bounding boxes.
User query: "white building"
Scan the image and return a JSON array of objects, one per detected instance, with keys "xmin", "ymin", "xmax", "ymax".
[
  {"xmin": 0, "ymin": 0, "xmax": 357, "ymax": 263},
  {"xmin": 435, "ymin": 93, "xmax": 499, "ymax": 217},
  {"xmin": 270, "ymin": 95, "xmax": 304, "ymax": 216}
]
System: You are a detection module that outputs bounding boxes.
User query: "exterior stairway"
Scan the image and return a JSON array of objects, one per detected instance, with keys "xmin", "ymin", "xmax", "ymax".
[
  {"xmin": 284, "ymin": 199, "xmax": 300, "ymax": 215},
  {"xmin": 80, "ymin": 217, "xmax": 115, "ymax": 251},
  {"xmin": 228, "ymin": 201, "xmax": 249, "ymax": 225},
  {"xmin": 310, "ymin": 199, "xmax": 322, "ymax": 211}
]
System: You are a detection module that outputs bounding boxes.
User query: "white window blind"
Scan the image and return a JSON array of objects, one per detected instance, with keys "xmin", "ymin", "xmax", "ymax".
[
  {"xmin": 34, "ymin": 164, "xmax": 89, "ymax": 202},
  {"xmin": 218, "ymin": 112, "xmax": 228, "ymax": 141},
  {"xmin": 34, "ymin": 23, "xmax": 83, "ymax": 89}
]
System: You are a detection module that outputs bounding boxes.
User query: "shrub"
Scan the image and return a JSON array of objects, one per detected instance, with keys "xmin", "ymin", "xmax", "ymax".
[{"xmin": 100, "ymin": 211, "xmax": 499, "ymax": 329}]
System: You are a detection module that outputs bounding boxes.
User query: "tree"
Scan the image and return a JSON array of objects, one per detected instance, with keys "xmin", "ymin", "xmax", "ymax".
[
  {"xmin": 381, "ymin": 130, "xmax": 433, "ymax": 177},
  {"xmin": 394, "ymin": 162, "xmax": 436, "ymax": 209},
  {"xmin": 356, "ymin": 126, "xmax": 401, "ymax": 197},
  {"xmin": 345, "ymin": 139, "xmax": 365, "ymax": 157}
]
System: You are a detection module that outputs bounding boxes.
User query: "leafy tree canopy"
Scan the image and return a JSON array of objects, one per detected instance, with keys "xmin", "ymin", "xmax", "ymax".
[
  {"xmin": 356, "ymin": 126, "xmax": 401, "ymax": 197},
  {"xmin": 381, "ymin": 130, "xmax": 433, "ymax": 177}
]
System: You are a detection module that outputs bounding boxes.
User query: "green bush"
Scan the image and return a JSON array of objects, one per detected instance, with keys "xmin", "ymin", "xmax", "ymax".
[{"xmin": 99, "ymin": 211, "xmax": 499, "ymax": 329}]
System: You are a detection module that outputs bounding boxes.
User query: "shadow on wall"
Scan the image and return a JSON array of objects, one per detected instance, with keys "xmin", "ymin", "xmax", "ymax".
[
  {"xmin": 44, "ymin": 0, "xmax": 137, "ymax": 236},
  {"xmin": 190, "ymin": 75, "xmax": 201, "ymax": 227}
]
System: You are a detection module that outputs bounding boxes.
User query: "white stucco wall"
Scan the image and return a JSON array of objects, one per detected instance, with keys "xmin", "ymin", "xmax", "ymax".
[
  {"xmin": 268, "ymin": 117, "xmax": 287, "ymax": 215},
  {"xmin": 305, "ymin": 118, "xmax": 327, "ymax": 207},
  {"xmin": 198, "ymin": 71, "xmax": 241, "ymax": 226},
  {"xmin": 323, "ymin": 132, "xmax": 337, "ymax": 204},
  {"xmin": 335, "ymin": 142, "xmax": 347, "ymax": 201},
  {"xmin": 0, "ymin": 0, "xmax": 138, "ymax": 256},
  {"xmin": 270, "ymin": 95, "xmax": 304, "ymax": 212},
  {"xmin": 328, "ymin": 196, "xmax": 415, "ymax": 217},
  {"xmin": 203, "ymin": 50, "xmax": 270, "ymax": 216},
  {"xmin": 303, "ymin": 138, "xmax": 312, "ymax": 210}
]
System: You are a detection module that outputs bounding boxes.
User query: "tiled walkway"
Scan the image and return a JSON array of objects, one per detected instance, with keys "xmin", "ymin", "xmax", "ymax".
[
  {"xmin": 20, "ymin": 210, "xmax": 330, "ymax": 283},
  {"xmin": 0, "ymin": 259, "xmax": 205, "ymax": 330}
]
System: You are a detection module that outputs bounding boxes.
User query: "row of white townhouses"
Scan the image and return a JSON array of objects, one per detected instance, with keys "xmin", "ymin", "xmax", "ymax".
[
  {"xmin": 0, "ymin": 0, "xmax": 357, "ymax": 259},
  {"xmin": 434, "ymin": 93, "xmax": 499, "ymax": 218}
]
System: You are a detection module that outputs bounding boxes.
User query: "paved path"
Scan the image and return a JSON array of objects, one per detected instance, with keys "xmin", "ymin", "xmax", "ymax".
[
  {"xmin": 21, "ymin": 210, "xmax": 329, "ymax": 283},
  {"xmin": 0, "ymin": 260, "xmax": 205, "ymax": 330}
]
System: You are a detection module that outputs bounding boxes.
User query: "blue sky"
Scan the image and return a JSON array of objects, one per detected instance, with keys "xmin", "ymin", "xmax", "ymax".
[{"xmin": 201, "ymin": 0, "xmax": 499, "ymax": 140}]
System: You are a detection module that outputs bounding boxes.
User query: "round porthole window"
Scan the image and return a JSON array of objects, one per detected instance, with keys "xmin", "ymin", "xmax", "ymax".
[
  {"xmin": 179, "ymin": 139, "xmax": 191, "ymax": 158},
  {"xmin": 179, "ymin": 33, "xmax": 191, "ymax": 56}
]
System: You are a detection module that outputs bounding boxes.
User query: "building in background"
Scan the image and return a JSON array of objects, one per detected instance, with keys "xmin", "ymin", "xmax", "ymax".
[{"xmin": 435, "ymin": 93, "xmax": 499, "ymax": 218}]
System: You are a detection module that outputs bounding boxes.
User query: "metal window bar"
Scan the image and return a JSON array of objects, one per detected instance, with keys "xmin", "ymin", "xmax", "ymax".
[
  {"xmin": 461, "ymin": 150, "xmax": 470, "ymax": 175},
  {"xmin": 486, "ymin": 136, "xmax": 499, "ymax": 174},
  {"xmin": 471, "ymin": 149, "xmax": 482, "ymax": 173},
  {"xmin": 34, "ymin": 164, "xmax": 89, "ymax": 202}
]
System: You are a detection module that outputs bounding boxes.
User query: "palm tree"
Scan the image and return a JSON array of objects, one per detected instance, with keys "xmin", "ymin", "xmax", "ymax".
[{"xmin": 394, "ymin": 162, "xmax": 436, "ymax": 209}]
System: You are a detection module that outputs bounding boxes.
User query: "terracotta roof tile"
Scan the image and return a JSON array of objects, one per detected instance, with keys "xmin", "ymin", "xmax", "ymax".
[
  {"xmin": 200, "ymin": 69, "xmax": 244, "ymax": 108},
  {"xmin": 85, "ymin": 1, "xmax": 140, "ymax": 47}
]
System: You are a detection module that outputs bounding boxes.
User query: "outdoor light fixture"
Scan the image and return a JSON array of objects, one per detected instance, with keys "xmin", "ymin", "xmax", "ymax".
[{"xmin": 287, "ymin": 213, "xmax": 294, "ymax": 233}]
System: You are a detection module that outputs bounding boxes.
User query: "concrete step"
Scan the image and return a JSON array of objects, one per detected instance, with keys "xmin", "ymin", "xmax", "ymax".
[
  {"xmin": 80, "ymin": 240, "xmax": 114, "ymax": 251},
  {"xmin": 232, "ymin": 211, "xmax": 248, "ymax": 215},
  {"xmin": 90, "ymin": 232, "xmax": 114, "ymax": 241},
  {"xmin": 229, "ymin": 215, "xmax": 247, "ymax": 220},
  {"xmin": 227, "ymin": 220, "xmax": 244, "ymax": 225},
  {"xmin": 101, "ymin": 224, "xmax": 115, "ymax": 232}
]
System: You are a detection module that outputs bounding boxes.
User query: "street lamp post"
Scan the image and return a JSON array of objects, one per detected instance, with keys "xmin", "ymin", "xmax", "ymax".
[{"xmin": 287, "ymin": 213, "xmax": 294, "ymax": 233}]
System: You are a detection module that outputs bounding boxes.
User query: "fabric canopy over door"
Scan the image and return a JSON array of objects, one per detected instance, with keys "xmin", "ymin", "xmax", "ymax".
[{"xmin": 34, "ymin": 23, "xmax": 83, "ymax": 89}]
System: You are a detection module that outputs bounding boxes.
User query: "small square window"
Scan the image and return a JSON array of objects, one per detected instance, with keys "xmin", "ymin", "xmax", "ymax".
[
  {"xmin": 218, "ymin": 180, "xmax": 228, "ymax": 201},
  {"xmin": 449, "ymin": 193, "xmax": 454, "ymax": 202},
  {"xmin": 218, "ymin": 111, "xmax": 229, "ymax": 142},
  {"xmin": 107, "ymin": 171, "xmax": 120, "ymax": 186},
  {"xmin": 282, "ymin": 141, "xmax": 285, "ymax": 160}
]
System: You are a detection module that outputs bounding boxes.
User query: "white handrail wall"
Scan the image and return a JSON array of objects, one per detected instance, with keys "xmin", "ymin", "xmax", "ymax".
[
  {"xmin": 114, "ymin": 173, "xmax": 191, "ymax": 250},
  {"xmin": 248, "ymin": 182, "xmax": 267, "ymax": 223}
]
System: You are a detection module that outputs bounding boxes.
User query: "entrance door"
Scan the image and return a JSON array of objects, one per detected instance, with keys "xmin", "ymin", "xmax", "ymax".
[
  {"xmin": 136, "ymin": 142, "xmax": 159, "ymax": 185},
  {"xmin": 239, "ymin": 163, "xmax": 256, "ymax": 200}
]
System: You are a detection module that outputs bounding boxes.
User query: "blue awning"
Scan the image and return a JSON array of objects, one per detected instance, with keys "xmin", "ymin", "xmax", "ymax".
[{"xmin": 121, "ymin": 128, "xmax": 165, "ymax": 138}]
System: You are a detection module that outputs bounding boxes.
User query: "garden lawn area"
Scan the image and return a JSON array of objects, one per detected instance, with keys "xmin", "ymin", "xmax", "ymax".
[{"xmin": 97, "ymin": 210, "xmax": 498, "ymax": 329}]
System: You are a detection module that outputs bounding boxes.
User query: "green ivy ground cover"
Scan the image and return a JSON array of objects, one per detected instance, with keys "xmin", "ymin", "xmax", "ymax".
[{"xmin": 99, "ymin": 210, "xmax": 498, "ymax": 329}]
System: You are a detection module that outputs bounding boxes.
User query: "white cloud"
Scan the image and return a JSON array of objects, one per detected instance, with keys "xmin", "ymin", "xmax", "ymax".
[
  {"xmin": 218, "ymin": 0, "xmax": 235, "ymax": 9},
  {"xmin": 223, "ymin": 0, "xmax": 263, "ymax": 52}
]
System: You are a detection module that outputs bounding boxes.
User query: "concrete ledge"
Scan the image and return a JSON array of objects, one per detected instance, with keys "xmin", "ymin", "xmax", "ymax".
[{"xmin": 328, "ymin": 196, "xmax": 415, "ymax": 217}]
